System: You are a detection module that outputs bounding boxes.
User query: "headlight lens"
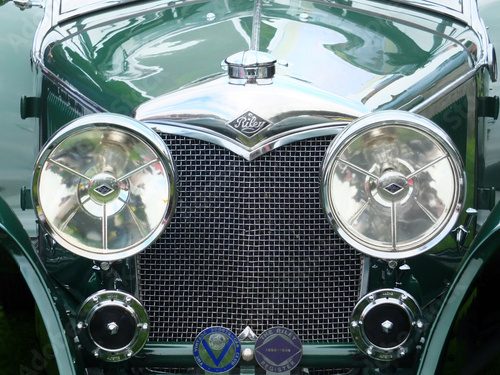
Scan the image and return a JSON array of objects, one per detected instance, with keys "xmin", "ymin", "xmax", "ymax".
[
  {"xmin": 33, "ymin": 114, "xmax": 176, "ymax": 261},
  {"xmin": 321, "ymin": 111, "xmax": 465, "ymax": 259}
]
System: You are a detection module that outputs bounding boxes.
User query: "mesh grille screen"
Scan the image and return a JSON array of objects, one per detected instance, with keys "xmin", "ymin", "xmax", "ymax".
[{"xmin": 138, "ymin": 135, "xmax": 362, "ymax": 342}]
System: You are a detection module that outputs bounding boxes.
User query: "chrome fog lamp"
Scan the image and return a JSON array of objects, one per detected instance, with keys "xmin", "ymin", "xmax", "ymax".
[
  {"xmin": 77, "ymin": 290, "xmax": 149, "ymax": 362},
  {"xmin": 33, "ymin": 113, "xmax": 177, "ymax": 261},
  {"xmin": 350, "ymin": 289, "xmax": 424, "ymax": 361},
  {"xmin": 321, "ymin": 111, "xmax": 464, "ymax": 259}
]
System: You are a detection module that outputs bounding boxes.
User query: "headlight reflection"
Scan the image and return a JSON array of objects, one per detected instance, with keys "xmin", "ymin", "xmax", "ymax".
[
  {"xmin": 33, "ymin": 114, "xmax": 177, "ymax": 261},
  {"xmin": 322, "ymin": 111, "xmax": 465, "ymax": 258}
]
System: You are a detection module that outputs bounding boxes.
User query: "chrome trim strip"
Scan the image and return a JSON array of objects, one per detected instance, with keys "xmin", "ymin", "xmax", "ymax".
[
  {"xmin": 32, "ymin": 0, "xmax": 53, "ymax": 64},
  {"xmin": 487, "ymin": 43, "xmax": 498, "ymax": 82},
  {"xmin": 250, "ymin": 0, "xmax": 263, "ymax": 51},
  {"xmin": 469, "ymin": 0, "xmax": 498, "ymax": 83},
  {"xmin": 147, "ymin": 121, "xmax": 346, "ymax": 161},
  {"xmin": 409, "ymin": 69, "xmax": 476, "ymax": 113},
  {"xmin": 467, "ymin": 0, "xmax": 491, "ymax": 72}
]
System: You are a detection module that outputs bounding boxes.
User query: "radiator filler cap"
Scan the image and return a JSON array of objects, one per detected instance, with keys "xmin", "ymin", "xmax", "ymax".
[{"xmin": 225, "ymin": 51, "xmax": 276, "ymax": 84}]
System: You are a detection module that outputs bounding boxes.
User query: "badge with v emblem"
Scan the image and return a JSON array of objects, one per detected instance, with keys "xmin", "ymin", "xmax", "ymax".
[{"xmin": 193, "ymin": 326, "xmax": 242, "ymax": 372}]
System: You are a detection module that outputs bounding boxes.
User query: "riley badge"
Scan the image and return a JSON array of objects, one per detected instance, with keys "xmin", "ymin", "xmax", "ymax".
[
  {"xmin": 228, "ymin": 111, "xmax": 272, "ymax": 137},
  {"xmin": 255, "ymin": 327, "xmax": 303, "ymax": 373}
]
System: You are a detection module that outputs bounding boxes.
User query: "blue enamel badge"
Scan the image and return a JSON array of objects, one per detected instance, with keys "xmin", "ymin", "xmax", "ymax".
[
  {"xmin": 193, "ymin": 326, "xmax": 241, "ymax": 373},
  {"xmin": 255, "ymin": 327, "xmax": 303, "ymax": 373}
]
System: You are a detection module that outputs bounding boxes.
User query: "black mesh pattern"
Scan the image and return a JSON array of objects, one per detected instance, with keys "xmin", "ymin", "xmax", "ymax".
[{"xmin": 138, "ymin": 135, "xmax": 362, "ymax": 342}]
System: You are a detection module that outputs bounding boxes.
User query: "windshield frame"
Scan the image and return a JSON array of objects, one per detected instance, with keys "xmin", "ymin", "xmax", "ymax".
[
  {"xmin": 50, "ymin": 0, "xmax": 471, "ymax": 25},
  {"xmin": 386, "ymin": 0, "xmax": 469, "ymax": 23},
  {"xmin": 54, "ymin": 0, "xmax": 139, "ymax": 22}
]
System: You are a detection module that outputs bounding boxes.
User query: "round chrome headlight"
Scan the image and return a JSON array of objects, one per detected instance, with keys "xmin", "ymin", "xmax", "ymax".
[
  {"xmin": 321, "ymin": 111, "xmax": 465, "ymax": 259},
  {"xmin": 33, "ymin": 113, "xmax": 177, "ymax": 261}
]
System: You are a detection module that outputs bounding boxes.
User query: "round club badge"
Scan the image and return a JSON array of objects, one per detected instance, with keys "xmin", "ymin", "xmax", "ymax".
[
  {"xmin": 193, "ymin": 326, "xmax": 241, "ymax": 373},
  {"xmin": 255, "ymin": 327, "xmax": 303, "ymax": 373}
]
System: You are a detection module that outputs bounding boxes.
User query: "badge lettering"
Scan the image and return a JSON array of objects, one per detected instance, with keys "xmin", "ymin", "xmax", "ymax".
[
  {"xmin": 193, "ymin": 327, "xmax": 241, "ymax": 373},
  {"xmin": 255, "ymin": 327, "xmax": 303, "ymax": 373},
  {"xmin": 228, "ymin": 111, "xmax": 271, "ymax": 137}
]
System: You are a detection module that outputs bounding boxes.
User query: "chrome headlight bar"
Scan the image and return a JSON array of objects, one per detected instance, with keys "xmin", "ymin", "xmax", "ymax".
[
  {"xmin": 33, "ymin": 113, "xmax": 177, "ymax": 261},
  {"xmin": 321, "ymin": 111, "xmax": 465, "ymax": 259}
]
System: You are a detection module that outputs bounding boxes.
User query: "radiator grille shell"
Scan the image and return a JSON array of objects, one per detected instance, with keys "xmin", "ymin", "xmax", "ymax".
[{"xmin": 138, "ymin": 134, "xmax": 363, "ymax": 343}]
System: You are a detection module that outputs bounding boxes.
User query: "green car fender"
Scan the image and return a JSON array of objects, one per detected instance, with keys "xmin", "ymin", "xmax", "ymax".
[
  {"xmin": 0, "ymin": 196, "xmax": 80, "ymax": 375},
  {"xmin": 418, "ymin": 201, "xmax": 500, "ymax": 373}
]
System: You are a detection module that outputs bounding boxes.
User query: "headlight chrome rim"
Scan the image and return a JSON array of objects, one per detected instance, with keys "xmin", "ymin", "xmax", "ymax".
[
  {"xmin": 321, "ymin": 111, "xmax": 465, "ymax": 259},
  {"xmin": 33, "ymin": 113, "xmax": 177, "ymax": 261}
]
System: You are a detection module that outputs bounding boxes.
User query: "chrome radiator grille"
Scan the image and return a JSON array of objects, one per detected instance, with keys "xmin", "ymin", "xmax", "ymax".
[{"xmin": 138, "ymin": 134, "xmax": 362, "ymax": 342}]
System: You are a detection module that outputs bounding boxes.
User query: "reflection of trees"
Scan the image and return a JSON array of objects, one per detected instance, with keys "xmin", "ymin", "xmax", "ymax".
[
  {"xmin": 49, "ymin": 137, "xmax": 96, "ymax": 187},
  {"xmin": 50, "ymin": 128, "xmax": 156, "ymax": 183},
  {"xmin": 322, "ymin": 10, "xmax": 445, "ymax": 76},
  {"xmin": 337, "ymin": 130, "xmax": 446, "ymax": 244},
  {"xmin": 107, "ymin": 191, "xmax": 148, "ymax": 250},
  {"xmin": 47, "ymin": 2, "xmax": 224, "ymax": 113}
]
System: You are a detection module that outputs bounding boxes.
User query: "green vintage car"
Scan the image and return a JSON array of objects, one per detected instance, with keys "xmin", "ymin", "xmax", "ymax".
[{"xmin": 0, "ymin": 0, "xmax": 499, "ymax": 374}]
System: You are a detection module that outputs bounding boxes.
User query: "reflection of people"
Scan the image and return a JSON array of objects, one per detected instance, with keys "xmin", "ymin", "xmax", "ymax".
[
  {"xmin": 338, "ymin": 129, "xmax": 445, "ymax": 243},
  {"xmin": 323, "ymin": 10, "xmax": 444, "ymax": 75},
  {"xmin": 362, "ymin": 131, "xmax": 400, "ymax": 171},
  {"xmin": 97, "ymin": 131, "xmax": 136, "ymax": 176}
]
